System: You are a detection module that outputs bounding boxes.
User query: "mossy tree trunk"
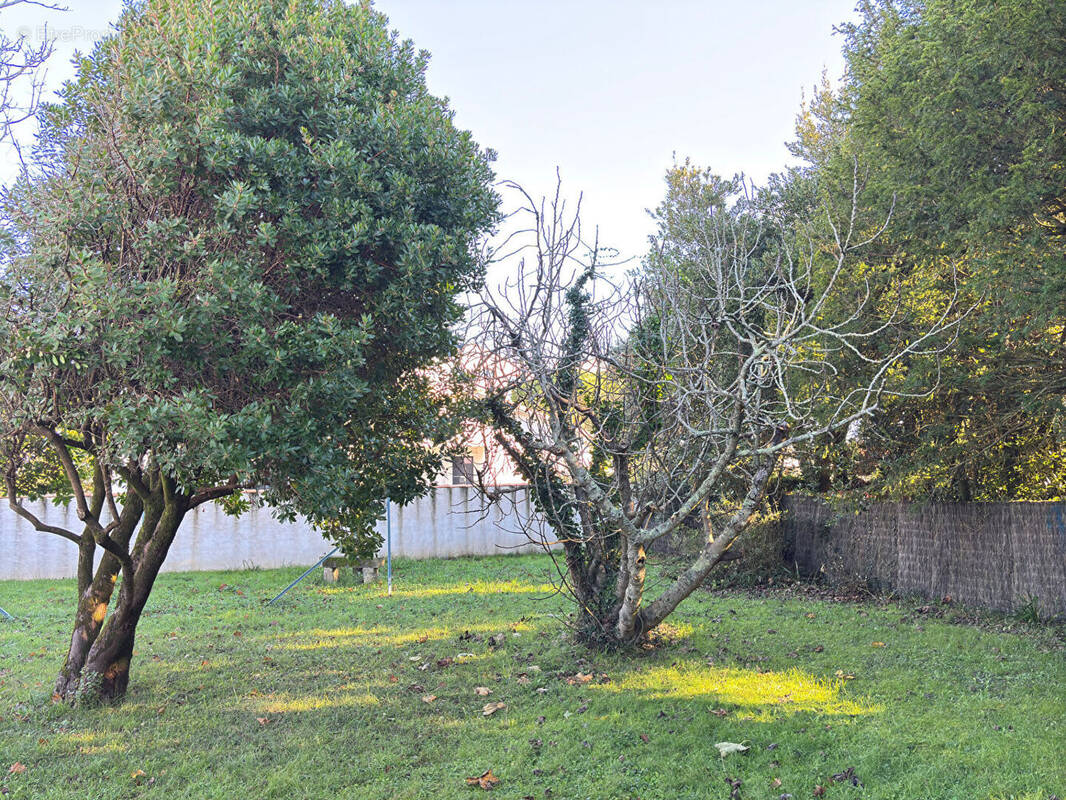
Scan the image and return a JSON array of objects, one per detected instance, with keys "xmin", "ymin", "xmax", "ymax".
[{"xmin": 60, "ymin": 476, "xmax": 196, "ymax": 704}]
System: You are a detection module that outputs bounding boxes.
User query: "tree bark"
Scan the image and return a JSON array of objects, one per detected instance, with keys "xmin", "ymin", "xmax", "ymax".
[
  {"xmin": 638, "ymin": 458, "xmax": 774, "ymax": 632},
  {"xmin": 55, "ymin": 537, "xmax": 101, "ymax": 699},
  {"xmin": 59, "ymin": 494, "xmax": 182, "ymax": 703},
  {"xmin": 54, "ymin": 494, "xmax": 146, "ymax": 700},
  {"xmin": 614, "ymin": 540, "xmax": 646, "ymax": 642}
]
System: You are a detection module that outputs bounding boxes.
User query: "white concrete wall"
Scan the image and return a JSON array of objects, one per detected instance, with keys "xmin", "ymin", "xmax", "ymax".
[{"xmin": 0, "ymin": 487, "xmax": 548, "ymax": 580}]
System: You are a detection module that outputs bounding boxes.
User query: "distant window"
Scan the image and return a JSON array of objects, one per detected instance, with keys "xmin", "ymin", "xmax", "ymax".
[{"xmin": 452, "ymin": 456, "xmax": 475, "ymax": 485}]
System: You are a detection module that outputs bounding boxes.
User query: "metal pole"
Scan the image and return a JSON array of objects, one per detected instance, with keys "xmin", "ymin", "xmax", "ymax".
[
  {"xmin": 0, "ymin": 606, "xmax": 13, "ymax": 621},
  {"xmin": 267, "ymin": 546, "xmax": 339, "ymax": 606},
  {"xmin": 386, "ymin": 497, "xmax": 392, "ymax": 596}
]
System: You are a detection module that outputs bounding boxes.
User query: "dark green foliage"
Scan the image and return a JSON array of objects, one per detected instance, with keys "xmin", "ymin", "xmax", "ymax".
[
  {"xmin": 789, "ymin": 0, "xmax": 1066, "ymax": 500},
  {"xmin": 1, "ymin": 0, "xmax": 498, "ymax": 547},
  {"xmin": 0, "ymin": 0, "xmax": 496, "ymax": 699},
  {"xmin": 838, "ymin": 0, "xmax": 1066, "ymax": 255}
]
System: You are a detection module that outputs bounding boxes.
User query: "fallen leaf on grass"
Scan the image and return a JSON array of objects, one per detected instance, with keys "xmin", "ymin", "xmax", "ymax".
[
  {"xmin": 256, "ymin": 717, "xmax": 271, "ymax": 726},
  {"xmin": 465, "ymin": 769, "xmax": 500, "ymax": 790},
  {"xmin": 813, "ymin": 785, "xmax": 826, "ymax": 797},
  {"xmin": 710, "ymin": 708, "xmax": 730, "ymax": 717},
  {"xmin": 771, "ymin": 777, "xmax": 783, "ymax": 788},
  {"xmin": 474, "ymin": 687, "xmax": 493, "ymax": 696},
  {"xmin": 639, "ymin": 734, "xmax": 649, "ymax": 743},
  {"xmin": 714, "ymin": 742, "xmax": 749, "ymax": 757},
  {"xmin": 871, "ymin": 641, "xmax": 886, "ymax": 648},
  {"xmin": 6, "ymin": 765, "xmax": 25, "ymax": 775},
  {"xmin": 482, "ymin": 702, "xmax": 506, "ymax": 716},
  {"xmin": 421, "ymin": 695, "xmax": 437, "ymax": 704},
  {"xmin": 437, "ymin": 657, "xmax": 453, "ymax": 668},
  {"xmin": 725, "ymin": 777, "xmax": 742, "ymax": 800},
  {"xmin": 131, "ymin": 770, "xmax": 146, "ymax": 783},
  {"xmin": 834, "ymin": 670, "xmax": 855, "ymax": 680},
  {"xmin": 831, "ymin": 767, "xmax": 864, "ymax": 788},
  {"xmin": 388, "ymin": 674, "xmax": 399, "ymax": 683},
  {"xmin": 565, "ymin": 672, "xmax": 593, "ymax": 685}
]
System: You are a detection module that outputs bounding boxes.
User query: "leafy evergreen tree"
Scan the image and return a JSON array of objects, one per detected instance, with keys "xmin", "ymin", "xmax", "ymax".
[
  {"xmin": 0, "ymin": 0, "xmax": 497, "ymax": 701},
  {"xmin": 788, "ymin": 0, "xmax": 1066, "ymax": 499}
]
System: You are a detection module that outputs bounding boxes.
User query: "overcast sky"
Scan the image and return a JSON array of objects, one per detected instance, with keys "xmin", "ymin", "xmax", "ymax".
[{"xmin": 1, "ymin": 0, "xmax": 856, "ymax": 261}]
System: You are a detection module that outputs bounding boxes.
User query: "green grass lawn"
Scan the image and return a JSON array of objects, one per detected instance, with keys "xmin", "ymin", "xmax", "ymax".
[{"xmin": 0, "ymin": 554, "xmax": 1063, "ymax": 800}]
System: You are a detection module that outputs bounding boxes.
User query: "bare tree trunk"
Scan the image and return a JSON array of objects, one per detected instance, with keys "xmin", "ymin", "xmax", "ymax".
[
  {"xmin": 614, "ymin": 540, "xmax": 646, "ymax": 642},
  {"xmin": 639, "ymin": 460, "xmax": 773, "ymax": 632}
]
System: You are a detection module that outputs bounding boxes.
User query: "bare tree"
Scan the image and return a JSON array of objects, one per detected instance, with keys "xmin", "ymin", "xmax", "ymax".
[
  {"xmin": 0, "ymin": 0, "xmax": 64, "ymax": 152},
  {"xmin": 466, "ymin": 167, "xmax": 960, "ymax": 646}
]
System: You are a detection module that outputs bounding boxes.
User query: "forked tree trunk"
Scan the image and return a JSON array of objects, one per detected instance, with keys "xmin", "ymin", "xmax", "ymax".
[
  {"xmin": 54, "ymin": 496, "xmax": 146, "ymax": 700},
  {"xmin": 56, "ymin": 497, "xmax": 184, "ymax": 704},
  {"xmin": 569, "ymin": 460, "xmax": 773, "ymax": 647}
]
